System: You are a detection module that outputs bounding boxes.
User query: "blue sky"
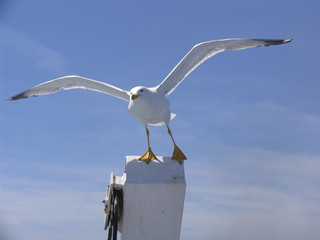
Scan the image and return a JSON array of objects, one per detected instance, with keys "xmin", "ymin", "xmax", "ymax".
[{"xmin": 1, "ymin": 0, "xmax": 319, "ymax": 239}]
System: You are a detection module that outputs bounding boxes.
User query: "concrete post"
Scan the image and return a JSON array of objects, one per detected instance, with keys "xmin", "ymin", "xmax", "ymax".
[{"xmin": 121, "ymin": 156, "xmax": 186, "ymax": 240}]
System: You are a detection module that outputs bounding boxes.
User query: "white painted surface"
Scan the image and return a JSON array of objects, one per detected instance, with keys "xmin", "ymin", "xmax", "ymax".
[{"xmin": 121, "ymin": 156, "xmax": 186, "ymax": 240}]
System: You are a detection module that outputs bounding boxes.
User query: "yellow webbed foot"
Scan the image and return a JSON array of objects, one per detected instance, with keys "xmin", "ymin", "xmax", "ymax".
[
  {"xmin": 172, "ymin": 145, "xmax": 187, "ymax": 164},
  {"xmin": 139, "ymin": 147, "xmax": 157, "ymax": 164}
]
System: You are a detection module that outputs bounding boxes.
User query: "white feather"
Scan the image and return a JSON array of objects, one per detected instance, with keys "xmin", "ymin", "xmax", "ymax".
[
  {"xmin": 9, "ymin": 75, "xmax": 130, "ymax": 101},
  {"xmin": 156, "ymin": 38, "xmax": 291, "ymax": 96}
]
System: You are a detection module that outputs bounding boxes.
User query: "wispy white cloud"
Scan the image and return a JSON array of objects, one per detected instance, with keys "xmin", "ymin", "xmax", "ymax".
[
  {"xmin": 0, "ymin": 160, "xmax": 113, "ymax": 240},
  {"xmin": 0, "ymin": 24, "xmax": 68, "ymax": 75},
  {"xmin": 0, "ymin": 187, "xmax": 106, "ymax": 240},
  {"xmin": 177, "ymin": 99, "xmax": 320, "ymax": 154},
  {"xmin": 182, "ymin": 146, "xmax": 320, "ymax": 240}
]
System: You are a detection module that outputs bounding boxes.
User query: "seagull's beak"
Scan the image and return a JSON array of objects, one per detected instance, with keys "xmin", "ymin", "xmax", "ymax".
[{"xmin": 131, "ymin": 94, "xmax": 140, "ymax": 100}]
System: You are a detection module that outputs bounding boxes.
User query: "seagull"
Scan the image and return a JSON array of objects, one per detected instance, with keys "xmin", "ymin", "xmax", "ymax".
[{"xmin": 8, "ymin": 38, "xmax": 292, "ymax": 163}]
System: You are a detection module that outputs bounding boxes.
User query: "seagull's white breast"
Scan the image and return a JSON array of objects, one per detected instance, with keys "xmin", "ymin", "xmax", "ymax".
[{"xmin": 128, "ymin": 89, "xmax": 171, "ymax": 126}]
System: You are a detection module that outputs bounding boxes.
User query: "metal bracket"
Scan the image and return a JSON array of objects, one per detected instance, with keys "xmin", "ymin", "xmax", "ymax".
[{"xmin": 103, "ymin": 172, "xmax": 124, "ymax": 240}]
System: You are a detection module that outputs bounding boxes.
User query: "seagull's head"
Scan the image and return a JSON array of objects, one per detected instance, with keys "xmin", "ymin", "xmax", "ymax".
[{"xmin": 130, "ymin": 86, "xmax": 149, "ymax": 101}]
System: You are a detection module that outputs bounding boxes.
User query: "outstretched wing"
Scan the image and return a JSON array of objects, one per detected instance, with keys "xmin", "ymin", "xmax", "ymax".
[
  {"xmin": 156, "ymin": 38, "xmax": 292, "ymax": 96},
  {"xmin": 8, "ymin": 75, "xmax": 130, "ymax": 101}
]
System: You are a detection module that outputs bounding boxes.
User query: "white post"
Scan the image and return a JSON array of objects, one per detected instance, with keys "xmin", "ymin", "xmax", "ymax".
[{"xmin": 110, "ymin": 156, "xmax": 186, "ymax": 240}]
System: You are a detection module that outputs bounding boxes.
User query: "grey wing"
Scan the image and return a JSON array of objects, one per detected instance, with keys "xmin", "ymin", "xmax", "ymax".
[
  {"xmin": 8, "ymin": 75, "xmax": 130, "ymax": 101},
  {"xmin": 156, "ymin": 38, "xmax": 292, "ymax": 96}
]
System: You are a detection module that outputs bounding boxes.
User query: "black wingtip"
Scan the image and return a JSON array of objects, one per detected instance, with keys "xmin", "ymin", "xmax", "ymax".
[
  {"xmin": 263, "ymin": 39, "xmax": 293, "ymax": 46},
  {"xmin": 252, "ymin": 39, "xmax": 292, "ymax": 47},
  {"xmin": 7, "ymin": 91, "xmax": 29, "ymax": 101}
]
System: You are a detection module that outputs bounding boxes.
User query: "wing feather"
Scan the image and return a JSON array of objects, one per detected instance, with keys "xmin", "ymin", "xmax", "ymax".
[
  {"xmin": 8, "ymin": 75, "xmax": 130, "ymax": 101},
  {"xmin": 157, "ymin": 38, "xmax": 292, "ymax": 96}
]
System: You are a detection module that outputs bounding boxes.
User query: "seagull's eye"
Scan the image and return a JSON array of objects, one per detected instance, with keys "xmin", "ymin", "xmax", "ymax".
[{"xmin": 140, "ymin": 89, "xmax": 144, "ymax": 92}]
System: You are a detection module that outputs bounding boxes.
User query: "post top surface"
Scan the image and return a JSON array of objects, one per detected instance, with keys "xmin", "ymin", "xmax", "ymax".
[{"xmin": 125, "ymin": 156, "xmax": 186, "ymax": 184}]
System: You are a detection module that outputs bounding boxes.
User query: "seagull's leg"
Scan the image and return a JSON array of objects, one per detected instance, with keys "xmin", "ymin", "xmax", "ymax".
[
  {"xmin": 167, "ymin": 125, "xmax": 187, "ymax": 164},
  {"xmin": 138, "ymin": 127, "xmax": 157, "ymax": 163}
]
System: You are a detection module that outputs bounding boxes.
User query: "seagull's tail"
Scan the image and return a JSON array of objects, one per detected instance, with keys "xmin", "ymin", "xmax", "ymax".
[{"xmin": 170, "ymin": 113, "xmax": 177, "ymax": 120}]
